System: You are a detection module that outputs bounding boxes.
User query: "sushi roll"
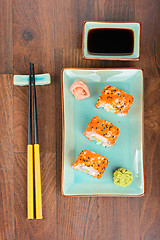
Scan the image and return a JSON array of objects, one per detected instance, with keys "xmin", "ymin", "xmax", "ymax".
[
  {"xmin": 95, "ymin": 84, "xmax": 134, "ymax": 116},
  {"xmin": 72, "ymin": 150, "xmax": 110, "ymax": 179},
  {"xmin": 84, "ymin": 116, "xmax": 120, "ymax": 147}
]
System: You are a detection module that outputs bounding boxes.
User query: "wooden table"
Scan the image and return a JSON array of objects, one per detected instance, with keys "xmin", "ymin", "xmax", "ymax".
[{"xmin": 0, "ymin": 0, "xmax": 160, "ymax": 239}]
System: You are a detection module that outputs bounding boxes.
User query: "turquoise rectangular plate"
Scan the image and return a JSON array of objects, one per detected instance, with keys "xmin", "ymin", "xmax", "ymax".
[
  {"xmin": 82, "ymin": 21, "xmax": 141, "ymax": 60},
  {"xmin": 61, "ymin": 68, "xmax": 144, "ymax": 197}
]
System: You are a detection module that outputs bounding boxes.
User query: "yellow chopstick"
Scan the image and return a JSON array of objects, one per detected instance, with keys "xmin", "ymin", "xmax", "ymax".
[
  {"xmin": 27, "ymin": 145, "xmax": 34, "ymax": 219},
  {"xmin": 34, "ymin": 144, "xmax": 43, "ymax": 219},
  {"xmin": 27, "ymin": 63, "xmax": 34, "ymax": 219}
]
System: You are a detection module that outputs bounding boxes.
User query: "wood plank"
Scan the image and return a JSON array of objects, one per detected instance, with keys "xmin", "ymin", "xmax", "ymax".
[
  {"xmin": 139, "ymin": 77, "xmax": 160, "ymax": 240},
  {"xmin": 0, "ymin": 75, "xmax": 14, "ymax": 239},
  {"xmin": 0, "ymin": 0, "xmax": 13, "ymax": 73},
  {"xmin": 135, "ymin": 0, "xmax": 160, "ymax": 239},
  {"xmin": 13, "ymin": 86, "xmax": 28, "ymax": 153},
  {"xmin": 14, "ymin": 152, "xmax": 57, "ymax": 240},
  {"xmin": 98, "ymin": 198, "xmax": 140, "ymax": 240},
  {"xmin": 13, "ymin": 0, "xmax": 54, "ymax": 75}
]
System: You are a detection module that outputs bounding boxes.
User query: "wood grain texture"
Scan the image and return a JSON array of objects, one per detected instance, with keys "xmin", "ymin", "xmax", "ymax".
[
  {"xmin": 98, "ymin": 198, "xmax": 140, "ymax": 240},
  {"xmin": 0, "ymin": 0, "xmax": 159, "ymax": 239},
  {"xmin": 0, "ymin": 75, "xmax": 14, "ymax": 239},
  {"xmin": 135, "ymin": 0, "xmax": 160, "ymax": 239},
  {"xmin": 0, "ymin": 0, "xmax": 13, "ymax": 73}
]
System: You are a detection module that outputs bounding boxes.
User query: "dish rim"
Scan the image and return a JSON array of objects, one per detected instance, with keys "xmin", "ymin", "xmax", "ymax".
[
  {"xmin": 61, "ymin": 68, "xmax": 145, "ymax": 197},
  {"xmin": 82, "ymin": 21, "xmax": 141, "ymax": 61}
]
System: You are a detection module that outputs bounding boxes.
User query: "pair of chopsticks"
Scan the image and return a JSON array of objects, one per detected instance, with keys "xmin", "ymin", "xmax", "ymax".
[{"xmin": 27, "ymin": 63, "xmax": 42, "ymax": 219}]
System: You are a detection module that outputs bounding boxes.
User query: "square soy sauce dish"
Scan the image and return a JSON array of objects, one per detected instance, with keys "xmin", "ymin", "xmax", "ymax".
[
  {"xmin": 82, "ymin": 21, "xmax": 141, "ymax": 61},
  {"xmin": 61, "ymin": 68, "xmax": 144, "ymax": 197}
]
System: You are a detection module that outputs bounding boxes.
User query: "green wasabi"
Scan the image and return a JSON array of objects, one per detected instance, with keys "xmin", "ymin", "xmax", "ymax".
[{"xmin": 113, "ymin": 168, "xmax": 133, "ymax": 187}]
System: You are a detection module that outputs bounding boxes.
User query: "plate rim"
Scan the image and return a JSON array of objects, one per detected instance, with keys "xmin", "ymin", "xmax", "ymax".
[{"xmin": 61, "ymin": 68, "xmax": 145, "ymax": 197}]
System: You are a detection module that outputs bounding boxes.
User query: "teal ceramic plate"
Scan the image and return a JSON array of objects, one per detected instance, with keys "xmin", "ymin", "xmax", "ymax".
[
  {"xmin": 61, "ymin": 68, "xmax": 144, "ymax": 197},
  {"xmin": 82, "ymin": 21, "xmax": 141, "ymax": 60}
]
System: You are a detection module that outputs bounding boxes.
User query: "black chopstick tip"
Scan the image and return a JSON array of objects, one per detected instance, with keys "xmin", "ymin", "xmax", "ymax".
[
  {"xmin": 32, "ymin": 63, "xmax": 34, "ymax": 71},
  {"xmin": 32, "ymin": 64, "xmax": 35, "ymax": 85},
  {"xmin": 29, "ymin": 63, "xmax": 32, "ymax": 75}
]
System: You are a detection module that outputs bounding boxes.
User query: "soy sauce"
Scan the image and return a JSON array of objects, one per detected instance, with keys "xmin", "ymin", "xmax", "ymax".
[{"xmin": 87, "ymin": 28, "xmax": 134, "ymax": 56}]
